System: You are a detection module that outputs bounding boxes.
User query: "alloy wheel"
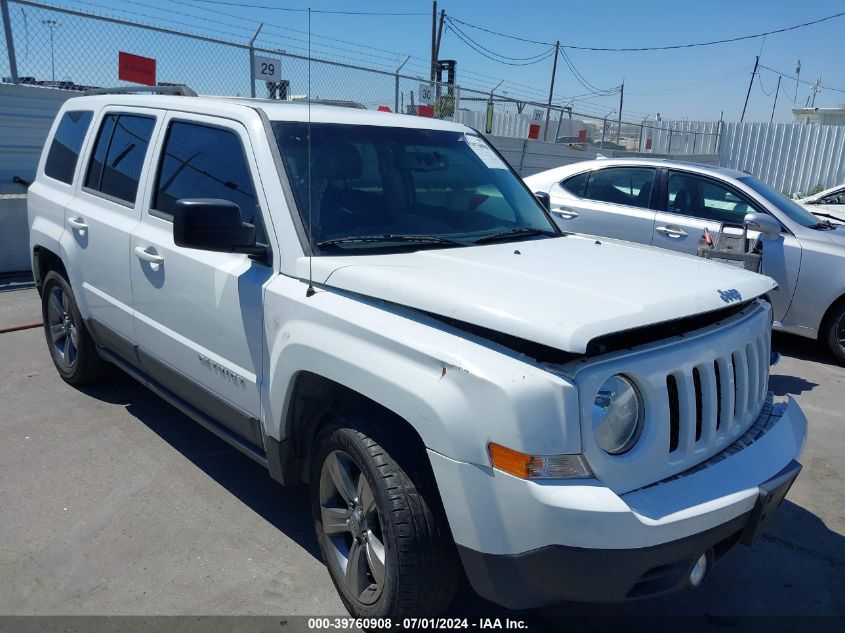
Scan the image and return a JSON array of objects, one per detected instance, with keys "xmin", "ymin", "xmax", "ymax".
[
  {"xmin": 319, "ymin": 449, "xmax": 387, "ymax": 605},
  {"xmin": 46, "ymin": 287, "xmax": 78, "ymax": 369}
]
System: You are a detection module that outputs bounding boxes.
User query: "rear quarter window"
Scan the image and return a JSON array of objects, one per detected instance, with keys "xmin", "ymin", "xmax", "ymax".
[{"xmin": 44, "ymin": 111, "xmax": 94, "ymax": 185}]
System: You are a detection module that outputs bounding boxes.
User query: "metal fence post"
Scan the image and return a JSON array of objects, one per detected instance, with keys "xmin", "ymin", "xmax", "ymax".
[
  {"xmin": 1, "ymin": 0, "xmax": 19, "ymax": 84},
  {"xmin": 247, "ymin": 22, "xmax": 263, "ymax": 99},
  {"xmin": 394, "ymin": 56, "xmax": 409, "ymax": 113}
]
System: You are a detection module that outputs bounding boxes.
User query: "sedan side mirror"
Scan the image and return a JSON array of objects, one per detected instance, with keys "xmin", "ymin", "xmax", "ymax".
[
  {"xmin": 534, "ymin": 191, "xmax": 551, "ymax": 211},
  {"xmin": 173, "ymin": 198, "xmax": 266, "ymax": 258},
  {"xmin": 744, "ymin": 212, "xmax": 781, "ymax": 238}
]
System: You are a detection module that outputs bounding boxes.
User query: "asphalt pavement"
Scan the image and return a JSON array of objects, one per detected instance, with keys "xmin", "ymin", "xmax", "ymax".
[{"xmin": 0, "ymin": 280, "xmax": 842, "ymax": 626}]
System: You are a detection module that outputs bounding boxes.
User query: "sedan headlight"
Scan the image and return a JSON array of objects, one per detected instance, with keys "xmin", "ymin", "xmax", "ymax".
[{"xmin": 592, "ymin": 375, "xmax": 643, "ymax": 455}]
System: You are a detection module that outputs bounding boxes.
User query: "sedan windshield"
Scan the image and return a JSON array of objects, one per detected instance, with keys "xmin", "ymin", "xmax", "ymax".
[
  {"xmin": 738, "ymin": 176, "xmax": 821, "ymax": 228},
  {"xmin": 271, "ymin": 122, "xmax": 557, "ymax": 253}
]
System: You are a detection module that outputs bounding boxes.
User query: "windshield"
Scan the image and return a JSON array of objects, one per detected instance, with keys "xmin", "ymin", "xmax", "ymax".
[
  {"xmin": 738, "ymin": 176, "xmax": 821, "ymax": 228},
  {"xmin": 271, "ymin": 122, "xmax": 557, "ymax": 253}
]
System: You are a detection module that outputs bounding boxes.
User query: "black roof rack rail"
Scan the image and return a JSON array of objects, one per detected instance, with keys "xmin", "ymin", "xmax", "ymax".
[{"xmin": 84, "ymin": 85, "xmax": 197, "ymax": 97}]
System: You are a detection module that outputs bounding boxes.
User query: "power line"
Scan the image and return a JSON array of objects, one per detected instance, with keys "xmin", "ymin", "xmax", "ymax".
[
  {"xmin": 447, "ymin": 11, "xmax": 845, "ymax": 52},
  {"xmin": 446, "ymin": 19, "xmax": 555, "ymax": 62},
  {"xmin": 758, "ymin": 63, "xmax": 845, "ymax": 94},
  {"xmin": 558, "ymin": 47, "xmax": 619, "ymax": 96},
  {"xmin": 188, "ymin": 0, "xmax": 426, "ymax": 16},
  {"xmin": 445, "ymin": 24, "xmax": 555, "ymax": 66}
]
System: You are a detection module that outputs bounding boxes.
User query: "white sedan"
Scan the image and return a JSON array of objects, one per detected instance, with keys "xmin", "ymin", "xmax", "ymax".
[
  {"xmin": 525, "ymin": 158, "xmax": 845, "ymax": 364},
  {"xmin": 798, "ymin": 184, "xmax": 845, "ymax": 222}
]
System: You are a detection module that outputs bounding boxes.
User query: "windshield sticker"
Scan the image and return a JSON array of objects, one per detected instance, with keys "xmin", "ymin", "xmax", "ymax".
[{"xmin": 464, "ymin": 134, "xmax": 508, "ymax": 170}]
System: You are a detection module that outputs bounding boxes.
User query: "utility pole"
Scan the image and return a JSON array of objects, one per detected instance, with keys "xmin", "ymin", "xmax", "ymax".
[
  {"xmin": 430, "ymin": 1, "xmax": 437, "ymax": 84},
  {"xmin": 616, "ymin": 80, "xmax": 624, "ymax": 144},
  {"xmin": 740, "ymin": 55, "xmax": 758, "ymax": 123},
  {"xmin": 543, "ymin": 41, "xmax": 559, "ymax": 141},
  {"xmin": 433, "ymin": 9, "xmax": 445, "ymax": 97},
  {"xmin": 810, "ymin": 77, "xmax": 821, "ymax": 107},
  {"xmin": 770, "ymin": 75, "xmax": 781, "ymax": 123},
  {"xmin": 42, "ymin": 19, "xmax": 62, "ymax": 82},
  {"xmin": 794, "ymin": 59, "xmax": 801, "ymax": 105}
]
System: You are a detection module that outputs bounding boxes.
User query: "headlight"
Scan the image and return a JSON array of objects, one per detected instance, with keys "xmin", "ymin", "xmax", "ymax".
[{"xmin": 592, "ymin": 375, "xmax": 643, "ymax": 455}]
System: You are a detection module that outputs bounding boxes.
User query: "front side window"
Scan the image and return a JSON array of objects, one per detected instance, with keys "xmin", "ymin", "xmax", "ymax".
[
  {"xmin": 583, "ymin": 167, "xmax": 656, "ymax": 209},
  {"xmin": 153, "ymin": 121, "xmax": 258, "ymax": 223},
  {"xmin": 668, "ymin": 171, "xmax": 759, "ymax": 224},
  {"xmin": 271, "ymin": 122, "xmax": 557, "ymax": 252},
  {"xmin": 44, "ymin": 111, "xmax": 93, "ymax": 184},
  {"xmin": 84, "ymin": 113, "xmax": 155, "ymax": 204}
]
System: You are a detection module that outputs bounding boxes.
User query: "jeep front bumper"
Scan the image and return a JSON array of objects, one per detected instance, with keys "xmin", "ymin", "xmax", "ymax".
[{"xmin": 428, "ymin": 396, "xmax": 807, "ymax": 608}]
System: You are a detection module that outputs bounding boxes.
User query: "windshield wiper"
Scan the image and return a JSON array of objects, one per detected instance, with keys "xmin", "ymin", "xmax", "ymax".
[
  {"xmin": 472, "ymin": 227, "xmax": 559, "ymax": 245},
  {"xmin": 810, "ymin": 218, "xmax": 837, "ymax": 230},
  {"xmin": 811, "ymin": 212, "xmax": 845, "ymax": 225},
  {"xmin": 317, "ymin": 234, "xmax": 466, "ymax": 249}
]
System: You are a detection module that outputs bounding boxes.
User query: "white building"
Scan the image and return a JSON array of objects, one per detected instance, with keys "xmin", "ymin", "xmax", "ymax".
[{"xmin": 792, "ymin": 107, "xmax": 845, "ymax": 125}]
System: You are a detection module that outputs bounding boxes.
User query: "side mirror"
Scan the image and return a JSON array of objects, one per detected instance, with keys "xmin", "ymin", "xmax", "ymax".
[
  {"xmin": 534, "ymin": 191, "xmax": 551, "ymax": 212},
  {"xmin": 172, "ymin": 198, "xmax": 265, "ymax": 257},
  {"xmin": 744, "ymin": 212, "xmax": 781, "ymax": 238}
]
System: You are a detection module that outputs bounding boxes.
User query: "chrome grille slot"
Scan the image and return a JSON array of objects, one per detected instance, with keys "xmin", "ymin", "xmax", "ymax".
[
  {"xmin": 732, "ymin": 349, "xmax": 749, "ymax": 422},
  {"xmin": 713, "ymin": 360, "xmax": 723, "ymax": 430},
  {"xmin": 692, "ymin": 367, "xmax": 703, "ymax": 442},
  {"xmin": 667, "ymin": 375, "xmax": 680, "ymax": 453},
  {"xmin": 696, "ymin": 362, "xmax": 718, "ymax": 446}
]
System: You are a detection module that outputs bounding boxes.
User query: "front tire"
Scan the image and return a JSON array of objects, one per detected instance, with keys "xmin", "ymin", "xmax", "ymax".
[
  {"xmin": 822, "ymin": 301, "xmax": 845, "ymax": 365},
  {"xmin": 41, "ymin": 271, "xmax": 108, "ymax": 384},
  {"xmin": 311, "ymin": 418, "xmax": 459, "ymax": 617}
]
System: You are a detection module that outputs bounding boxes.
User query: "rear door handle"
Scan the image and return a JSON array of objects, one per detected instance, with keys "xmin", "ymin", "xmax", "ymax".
[
  {"xmin": 655, "ymin": 225, "xmax": 688, "ymax": 238},
  {"xmin": 552, "ymin": 208, "xmax": 579, "ymax": 219},
  {"xmin": 134, "ymin": 246, "xmax": 165, "ymax": 269},
  {"xmin": 67, "ymin": 217, "xmax": 88, "ymax": 231}
]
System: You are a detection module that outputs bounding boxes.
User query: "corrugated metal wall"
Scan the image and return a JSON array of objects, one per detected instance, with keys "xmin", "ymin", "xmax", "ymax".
[
  {"xmin": 720, "ymin": 122, "xmax": 845, "ymax": 195},
  {"xmin": 647, "ymin": 119, "xmax": 845, "ymax": 194},
  {"xmin": 0, "ymin": 83, "xmax": 75, "ymax": 194}
]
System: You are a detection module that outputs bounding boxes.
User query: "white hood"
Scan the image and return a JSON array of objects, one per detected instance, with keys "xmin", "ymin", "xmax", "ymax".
[{"xmin": 298, "ymin": 235, "xmax": 776, "ymax": 354}]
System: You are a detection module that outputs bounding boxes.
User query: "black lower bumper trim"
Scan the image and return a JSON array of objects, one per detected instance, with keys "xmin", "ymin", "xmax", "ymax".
[{"xmin": 458, "ymin": 512, "xmax": 751, "ymax": 609}]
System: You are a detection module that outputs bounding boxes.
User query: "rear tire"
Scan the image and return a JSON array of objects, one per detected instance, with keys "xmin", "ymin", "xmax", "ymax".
[
  {"xmin": 41, "ymin": 271, "xmax": 108, "ymax": 384},
  {"xmin": 311, "ymin": 416, "xmax": 459, "ymax": 617}
]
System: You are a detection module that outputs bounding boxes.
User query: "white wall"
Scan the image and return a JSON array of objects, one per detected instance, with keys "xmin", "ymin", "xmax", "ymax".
[{"xmin": 0, "ymin": 83, "xmax": 77, "ymax": 195}]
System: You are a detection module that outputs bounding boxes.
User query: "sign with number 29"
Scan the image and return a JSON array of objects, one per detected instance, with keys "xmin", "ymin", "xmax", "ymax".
[{"xmin": 253, "ymin": 55, "xmax": 281, "ymax": 82}]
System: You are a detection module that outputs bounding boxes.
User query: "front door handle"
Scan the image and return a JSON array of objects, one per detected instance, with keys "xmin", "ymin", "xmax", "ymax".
[
  {"xmin": 134, "ymin": 246, "xmax": 165, "ymax": 270},
  {"xmin": 552, "ymin": 208, "xmax": 579, "ymax": 219},
  {"xmin": 655, "ymin": 225, "xmax": 689, "ymax": 238},
  {"xmin": 67, "ymin": 217, "xmax": 88, "ymax": 231}
]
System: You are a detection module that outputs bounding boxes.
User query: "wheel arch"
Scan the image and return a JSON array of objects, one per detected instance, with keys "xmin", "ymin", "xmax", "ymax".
[
  {"xmin": 267, "ymin": 370, "xmax": 429, "ymax": 487},
  {"xmin": 32, "ymin": 244, "xmax": 69, "ymax": 294}
]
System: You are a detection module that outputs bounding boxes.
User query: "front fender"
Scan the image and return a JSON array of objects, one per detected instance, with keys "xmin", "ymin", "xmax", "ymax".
[{"xmin": 262, "ymin": 276, "xmax": 580, "ymax": 466}]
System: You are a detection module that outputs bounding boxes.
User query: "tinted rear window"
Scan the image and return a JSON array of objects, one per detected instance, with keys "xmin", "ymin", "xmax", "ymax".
[
  {"xmin": 84, "ymin": 113, "xmax": 155, "ymax": 204},
  {"xmin": 44, "ymin": 111, "xmax": 93, "ymax": 184}
]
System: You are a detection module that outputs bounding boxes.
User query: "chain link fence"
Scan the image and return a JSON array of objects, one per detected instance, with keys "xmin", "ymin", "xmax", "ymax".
[{"xmin": 1, "ymin": 0, "xmax": 720, "ymax": 153}]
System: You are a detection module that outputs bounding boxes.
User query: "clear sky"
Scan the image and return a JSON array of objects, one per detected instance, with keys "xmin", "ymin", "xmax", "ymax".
[{"xmin": 8, "ymin": 0, "xmax": 845, "ymax": 123}]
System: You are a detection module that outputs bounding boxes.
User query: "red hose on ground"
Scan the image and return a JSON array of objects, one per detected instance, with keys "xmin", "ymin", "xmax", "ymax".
[{"xmin": 0, "ymin": 322, "xmax": 43, "ymax": 335}]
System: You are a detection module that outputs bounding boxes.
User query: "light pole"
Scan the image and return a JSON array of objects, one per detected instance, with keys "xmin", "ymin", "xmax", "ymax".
[{"xmin": 41, "ymin": 19, "xmax": 61, "ymax": 82}]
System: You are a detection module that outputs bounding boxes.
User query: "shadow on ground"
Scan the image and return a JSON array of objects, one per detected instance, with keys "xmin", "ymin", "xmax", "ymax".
[
  {"xmin": 773, "ymin": 331, "xmax": 833, "ymax": 365},
  {"xmin": 78, "ymin": 371, "xmax": 320, "ymax": 560}
]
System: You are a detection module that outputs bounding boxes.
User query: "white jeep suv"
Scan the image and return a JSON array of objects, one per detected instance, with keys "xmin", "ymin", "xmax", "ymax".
[{"xmin": 28, "ymin": 91, "xmax": 807, "ymax": 616}]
